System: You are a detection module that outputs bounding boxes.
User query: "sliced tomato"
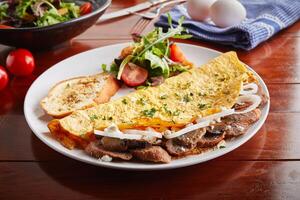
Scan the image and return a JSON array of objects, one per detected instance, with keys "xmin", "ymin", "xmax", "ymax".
[
  {"xmin": 80, "ymin": 2, "xmax": 92, "ymax": 15},
  {"xmin": 121, "ymin": 63, "xmax": 148, "ymax": 87},
  {"xmin": 170, "ymin": 43, "xmax": 187, "ymax": 63}
]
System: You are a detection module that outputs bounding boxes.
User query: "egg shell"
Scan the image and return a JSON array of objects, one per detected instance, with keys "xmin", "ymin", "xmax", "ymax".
[
  {"xmin": 187, "ymin": 0, "xmax": 217, "ymax": 21},
  {"xmin": 210, "ymin": 0, "xmax": 247, "ymax": 28}
]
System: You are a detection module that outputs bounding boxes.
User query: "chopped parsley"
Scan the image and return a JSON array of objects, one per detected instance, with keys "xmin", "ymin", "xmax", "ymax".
[
  {"xmin": 183, "ymin": 94, "xmax": 192, "ymax": 102},
  {"xmin": 172, "ymin": 109, "xmax": 180, "ymax": 116},
  {"xmin": 142, "ymin": 108, "xmax": 157, "ymax": 117},
  {"xmin": 163, "ymin": 104, "xmax": 180, "ymax": 116},
  {"xmin": 163, "ymin": 104, "xmax": 172, "ymax": 115},
  {"xmin": 160, "ymin": 94, "xmax": 168, "ymax": 99},
  {"xmin": 108, "ymin": 116, "xmax": 113, "ymax": 120},
  {"xmin": 65, "ymin": 83, "xmax": 70, "ymax": 88},
  {"xmin": 89, "ymin": 115, "xmax": 99, "ymax": 121},
  {"xmin": 122, "ymin": 99, "xmax": 128, "ymax": 104},
  {"xmin": 174, "ymin": 93, "xmax": 181, "ymax": 100},
  {"xmin": 181, "ymin": 81, "xmax": 192, "ymax": 89},
  {"xmin": 137, "ymin": 98, "xmax": 146, "ymax": 105},
  {"xmin": 198, "ymin": 103, "xmax": 211, "ymax": 110},
  {"xmin": 219, "ymin": 145, "xmax": 226, "ymax": 149},
  {"xmin": 198, "ymin": 92, "xmax": 207, "ymax": 97}
]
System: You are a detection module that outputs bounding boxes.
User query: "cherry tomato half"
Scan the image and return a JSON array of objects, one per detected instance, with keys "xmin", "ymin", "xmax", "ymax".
[
  {"xmin": 6, "ymin": 49, "xmax": 35, "ymax": 77},
  {"xmin": 121, "ymin": 63, "xmax": 148, "ymax": 87},
  {"xmin": 80, "ymin": 2, "xmax": 92, "ymax": 15},
  {"xmin": 0, "ymin": 66, "xmax": 9, "ymax": 91},
  {"xmin": 170, "ymin": 44, "xmax": 187, "ymax": 63}
]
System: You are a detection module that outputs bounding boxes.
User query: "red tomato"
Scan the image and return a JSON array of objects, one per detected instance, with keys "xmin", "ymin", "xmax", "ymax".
[
  {"xmin": 170, "ymin": 44, "xmax": 187, "ymax": 63},
  {"xmin": 121, "ymin": 63, "xmax": 148, "ymax": 87},
  {"xmin": 80, "ymin": 2, "xmax": 92, "ymax": 15},
  {"xmin": 6, "ymin": 49, "xmax": 35, "ymax": 77},
  {"xmin": 0, "ymin": 66, "xmax": 9, "ymax": 91}
]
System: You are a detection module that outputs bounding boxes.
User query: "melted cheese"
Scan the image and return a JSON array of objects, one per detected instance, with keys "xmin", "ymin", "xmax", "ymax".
[{"xmin": 58, "ymin": 51, "xmax": 251, "ymax": 136}]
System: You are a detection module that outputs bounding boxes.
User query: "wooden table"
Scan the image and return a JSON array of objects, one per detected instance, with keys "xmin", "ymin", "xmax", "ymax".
[{"xmin": 1, "ymin": 1, "xmax": 300, "ymax": 199}]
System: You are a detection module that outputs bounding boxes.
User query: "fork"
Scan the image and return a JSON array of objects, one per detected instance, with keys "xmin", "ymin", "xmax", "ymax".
[
  {"xmin": 130, "ymin": 0, "xmax": 186, "ymax": 38},
  {"xmin": 130, "ymin": 0, "xmax": 186, "ymax": 19}
]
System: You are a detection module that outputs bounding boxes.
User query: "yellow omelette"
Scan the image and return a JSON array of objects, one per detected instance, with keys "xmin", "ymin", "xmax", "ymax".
[{"xmin": 54, "ymin": 51, "xmax": 252, "ymax": 137}]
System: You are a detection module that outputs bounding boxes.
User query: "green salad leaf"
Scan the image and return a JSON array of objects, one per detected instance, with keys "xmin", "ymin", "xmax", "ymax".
[
  {"xmin": 0, "ymin": 2, "xmax": 9, "ymax": 21},
  {"xmin": 110, "ymin": 13, "xmax": 192, "ymax": 85},
  {"xmin": 135, "ymin": 14, "xmax": 192, "ymax": 57},
  {"xmin": 60, "ymin": 2, "xmax": 80, "ymax": 18},
  {"xmin": 36, "ymin": 8, "xmax": 65, "ymax": 27},
  {"xmin": 16, "ymin": 0, "xmax": 36, "ymax": 19},
  {"xmin": 144, "ymin": 51, "xmax": 169, "ymax": 78}
]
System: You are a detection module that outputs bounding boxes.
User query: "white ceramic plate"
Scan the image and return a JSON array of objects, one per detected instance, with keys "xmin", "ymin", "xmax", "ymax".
[{"xmin": 24, "ymin": 43, "xmax": 270, "ymax": 170}]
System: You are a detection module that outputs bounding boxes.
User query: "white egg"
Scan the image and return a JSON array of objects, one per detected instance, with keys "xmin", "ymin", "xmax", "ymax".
[
  {"xmin": 187, "ymin": 0, "xmax": 217, "ymax": 21},
  {"xmin": 210, "ymin": 0, "xmax": 247, "ymax": 28}
]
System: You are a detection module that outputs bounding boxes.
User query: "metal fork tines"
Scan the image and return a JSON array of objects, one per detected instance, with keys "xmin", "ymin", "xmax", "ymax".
[
  {"xmin": 130, "ymin": 0, "xmax": 186, "ymax": 19},
  {"xmin": 130, "ymin": 18, "xmax": 152, "ymax": 38},
  {"xmin": 130, "ymin": 0, "xmax": 186, "ymax": 37}
]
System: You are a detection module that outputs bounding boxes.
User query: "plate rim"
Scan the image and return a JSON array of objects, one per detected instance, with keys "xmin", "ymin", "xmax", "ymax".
[{"xmin": 24, "ymin": 42, "xmax": 270, "ymax": 170}]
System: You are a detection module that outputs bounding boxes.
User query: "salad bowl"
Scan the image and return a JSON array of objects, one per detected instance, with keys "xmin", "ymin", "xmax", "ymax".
[{"xmin": 0, "ymin": 0, "xmax": 111, "ymax": 49}]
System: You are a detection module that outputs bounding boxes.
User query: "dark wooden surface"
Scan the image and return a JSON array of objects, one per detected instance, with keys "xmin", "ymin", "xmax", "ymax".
[{"xmin": 1, "ymin": 0, "xmax": 300, "ymax": 199}]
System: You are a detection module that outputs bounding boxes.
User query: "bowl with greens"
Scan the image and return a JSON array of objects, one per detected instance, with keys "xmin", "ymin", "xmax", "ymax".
[{"xmin": 0, "ymin": 0, "xmax": 111, "ymax": 49}]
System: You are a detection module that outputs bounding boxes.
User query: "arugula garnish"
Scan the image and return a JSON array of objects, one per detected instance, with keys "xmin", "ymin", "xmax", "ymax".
[{"xmin": 112, "ymin": 13, "xmax": 192, "ymax": 85}]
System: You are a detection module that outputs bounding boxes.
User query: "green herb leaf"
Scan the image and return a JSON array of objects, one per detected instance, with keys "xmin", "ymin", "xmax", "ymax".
[
  {"xmin": 16, "ymin": 0, "xmax": 37, "ymax": 19},
  {"xmin": 109, "ymin": 62, "xmax": 119, "ymax": 75},
  {"xmin": 136, "ymin": 98, "xmax": 146, "ymax": 105},
  {"xmin": 36, "ymin": 9, "xmax": 64, "ymax": 27},
  {"xmin": 122, "ymin": 99, "xmax": 128, "ymax": 104},
  {"xmin": 101, "ymin": 64, "xmax": 107, "ymax": 72},
  {"xmin": 89, "ymin": 114, "xmax": 98, "ymax": 121},
  {"xmin": 144, "ymin": 51, "xmax": 169, "ymax": 78},
  {"xmin": 0, "ymin": 2, "xmax": 9, "ymax": 21},
  {"xmin": 183, "ymin": 94, "xmax": 192, "ymax": 103},
  {"xmin": 142, "ymin": 108, "xmax": 157, "ymax": 117},
  {"xmin": 160, "ymin": 95, "xmax": 168, "ymax": 99},
  {"xmin": 60, "ymin": 2, "xmax": 80, "ymax": 18},
  {"xmin": 198, "ymin": 103, "xmax": 211, "ymax": 110}
]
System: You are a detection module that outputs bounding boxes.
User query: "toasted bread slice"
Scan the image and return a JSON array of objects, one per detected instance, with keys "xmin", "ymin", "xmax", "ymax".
[{"xmin": 41, "ymin": 73, "xmax": 120, "ymax": 118}]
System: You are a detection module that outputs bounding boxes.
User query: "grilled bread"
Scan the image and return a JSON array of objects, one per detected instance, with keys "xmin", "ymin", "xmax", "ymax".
[{"xmin": 41, "ymin": 73, "xmax": 120, "ymax": 118}]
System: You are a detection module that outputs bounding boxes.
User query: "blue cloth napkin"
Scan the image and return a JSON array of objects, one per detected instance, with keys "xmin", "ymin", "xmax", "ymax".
[{"xmin": 155, "ymin": 0, "xmax": 300, "ymax": 50}]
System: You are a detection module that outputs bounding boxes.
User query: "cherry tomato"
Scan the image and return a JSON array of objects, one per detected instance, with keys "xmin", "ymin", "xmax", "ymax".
[
  {"xmin": 6, "ymin": 49, "xmax": 35, "ymax": 77},
  {"xmin": 170, "ymin": 44, "xmax": 187, "ymax": 63},
  {"xmin": 121, "ymin": 63, "xmax": 148, "ymax": 87},
  {"xmin": 80, "ymin": 2, "xmax": 92, "ymax": 15},
  {"xmin": 0, "ymin": 66, "xmax": 9, "ymax": 91}
]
